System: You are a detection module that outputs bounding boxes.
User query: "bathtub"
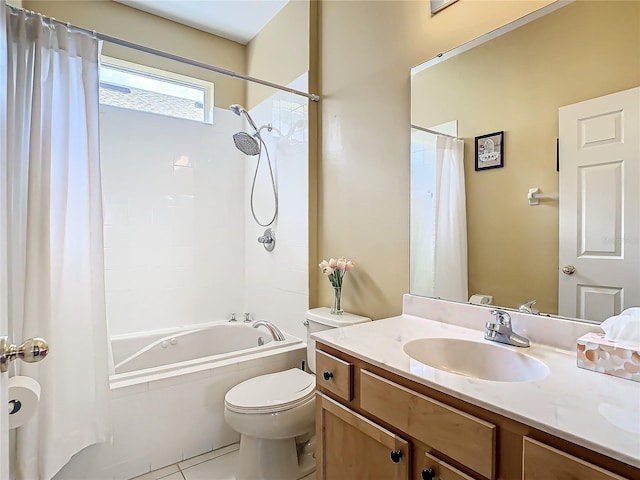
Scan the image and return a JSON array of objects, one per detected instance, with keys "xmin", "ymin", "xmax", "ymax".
[
  {"xmin": 53, "ymin": 321, "xmax": 306, "ymax": 480},
  {"xmin": 111, "ymin": 321, "xmax": 300, "ymax": 379}
]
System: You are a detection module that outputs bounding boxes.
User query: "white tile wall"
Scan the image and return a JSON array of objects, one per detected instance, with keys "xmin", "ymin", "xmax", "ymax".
[
  {"xmin": 101, "ymin": 75, "xmax": 310, "ymax": 339},
  {"xmin": 244, "ymin": 73, "xmax": 310, "ymax": 340},
  {"xmin": 100, "ymin": 107, "xmax": 246, "ymax": 335}
]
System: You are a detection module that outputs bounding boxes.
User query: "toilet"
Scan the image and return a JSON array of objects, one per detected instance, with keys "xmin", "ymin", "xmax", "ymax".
[{"xmin": 224, "ymin": 307, "xmax": 371, "ymax": 480}]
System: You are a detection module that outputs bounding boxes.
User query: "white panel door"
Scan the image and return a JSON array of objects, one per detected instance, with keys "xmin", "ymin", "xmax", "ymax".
[{"xmin": 559, "ymin": 87, "xmax": 640, "ymax": 322}]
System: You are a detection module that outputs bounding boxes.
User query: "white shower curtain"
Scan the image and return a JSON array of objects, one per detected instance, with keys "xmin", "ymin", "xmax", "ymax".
[
  {"xmin": 433, "ymin": 135, "xmax": 468, "ymax": 302},
  {"xmin": 3, "ymin": 5, "xmax": 110, "ymax": 479}
]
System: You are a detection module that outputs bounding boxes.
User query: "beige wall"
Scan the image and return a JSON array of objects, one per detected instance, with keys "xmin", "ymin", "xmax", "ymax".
[
  {"xmin": 318, "ymin": 0, "xmax": 558, "ymax": 319},
  {"xmin": 411, "ymin": 1, "xmax": 639, "ymax": 314},
  {"xmin": 246, "ymin": 0, "xmax": 310, "ymax": 109},
  {"xmin": 23, "ymin": 0, "xmax": 246, "ymax": 108}
]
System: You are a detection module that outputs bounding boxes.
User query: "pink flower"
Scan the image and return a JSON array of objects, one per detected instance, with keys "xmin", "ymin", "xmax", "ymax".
[
  {"xmin": 319, "ymin": 256, "xmax": 355, "ymax": 289},
  {"xmin": 321, "ymin": 266, "xmax": 334, "ymax": 276}
]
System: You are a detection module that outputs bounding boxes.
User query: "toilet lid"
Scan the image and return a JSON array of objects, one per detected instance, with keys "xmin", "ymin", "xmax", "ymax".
[{"xmin": 225, "ymin": 368, "xmax": 315, "ymax": 414}]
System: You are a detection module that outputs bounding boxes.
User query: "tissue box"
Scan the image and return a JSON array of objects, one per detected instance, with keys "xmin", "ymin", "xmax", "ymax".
[{"xmin": 577, "ymin": 332, "xmax": 640, "ymax": 383}]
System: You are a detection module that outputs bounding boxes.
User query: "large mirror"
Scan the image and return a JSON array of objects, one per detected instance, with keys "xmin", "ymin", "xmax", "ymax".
[{"xmin": 410, "ymin": 1, "xmax": 640, "ymax": 322}]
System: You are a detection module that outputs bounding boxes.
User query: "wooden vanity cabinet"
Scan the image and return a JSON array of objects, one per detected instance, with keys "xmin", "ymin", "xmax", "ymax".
[{"xmin": 315, "ymin": 342, "xmax": 639, "ymax": 480}]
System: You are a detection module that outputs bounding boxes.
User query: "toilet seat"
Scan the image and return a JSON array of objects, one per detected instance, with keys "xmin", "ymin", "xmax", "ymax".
[{"xmin": 225, "ymin": 368, "xmax": 315, "ymax": 414}]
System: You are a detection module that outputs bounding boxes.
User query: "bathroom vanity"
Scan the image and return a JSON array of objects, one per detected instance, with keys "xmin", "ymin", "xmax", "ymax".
[{"xmin": 312, "ymin": 297, "xmax": 640, "ymax": 480}]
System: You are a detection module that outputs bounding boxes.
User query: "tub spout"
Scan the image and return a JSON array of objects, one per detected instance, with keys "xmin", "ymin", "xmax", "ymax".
[{"xmin": 252, "ymin": 320, "xmax": 285, "ymax": 341}]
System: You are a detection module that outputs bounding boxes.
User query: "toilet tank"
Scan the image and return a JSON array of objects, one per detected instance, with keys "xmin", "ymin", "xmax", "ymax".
[{"xmin": 305, "ymin": 307, "xmax": 371, "ymax": 373}]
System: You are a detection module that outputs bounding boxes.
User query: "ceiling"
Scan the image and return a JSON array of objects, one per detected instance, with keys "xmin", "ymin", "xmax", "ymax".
[{"xmin": 114, "ymin": 0, "xmax": 289, "ymax": 45}]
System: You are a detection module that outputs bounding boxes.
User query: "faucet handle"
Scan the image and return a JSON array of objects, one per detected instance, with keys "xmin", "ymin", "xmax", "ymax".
[
  {"xmin": 490, "ymin": 309, "xmax": 511, "ymax": 326},
  {"xmin": 244, "ymin": 312, "xmax": 251, "ymax": 323},
  {"xmin": 485, "ymin": 321, "xmax": 499, "ymax": 332},
  {"xmin": 519, "ymin": 299, "xmax": 539, "ymax": 314}
]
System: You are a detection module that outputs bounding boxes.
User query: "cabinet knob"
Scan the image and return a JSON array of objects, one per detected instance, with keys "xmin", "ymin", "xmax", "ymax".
[
  {"xmin": 390, "ymin": 449, "xmax": 403, "ymax": 463},
  {"xmin": 323, "ymin": 371, "xmax": 333, "ymax": 381},
  {"xmin": 421, "ymin": 468, "xmax": 435, "ymax": 480}
]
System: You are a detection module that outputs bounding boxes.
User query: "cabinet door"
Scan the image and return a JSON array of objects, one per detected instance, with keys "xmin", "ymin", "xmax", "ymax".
[
  {"xmin": 317, "ymin": 393, "xmax": 410, "ymax": 480},
  {"xmin": 523, "ymin": 437, "xmax": 627, "ymax": 480}
]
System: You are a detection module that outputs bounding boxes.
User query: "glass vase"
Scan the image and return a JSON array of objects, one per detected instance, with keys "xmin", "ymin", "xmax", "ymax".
[{"xmin": 331, "ymin": 286, "xmax": 343, "ymax": 315}]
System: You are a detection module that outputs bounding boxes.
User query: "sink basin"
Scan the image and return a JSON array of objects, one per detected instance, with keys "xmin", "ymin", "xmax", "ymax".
[{"xmin": 403, "ymin": 337, "xmax": 549, "ymax": 382}]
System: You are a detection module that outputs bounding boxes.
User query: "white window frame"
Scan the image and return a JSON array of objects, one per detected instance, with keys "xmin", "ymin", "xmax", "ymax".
[{"xmin": 99, "ymin": 55, "xmax": 215, "ymax": 124}]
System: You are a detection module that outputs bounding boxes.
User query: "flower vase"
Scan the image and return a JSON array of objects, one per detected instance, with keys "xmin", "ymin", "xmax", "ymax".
[{"xmin": 331, "ymin": 286, "xmax": 343, "ymax": 315}]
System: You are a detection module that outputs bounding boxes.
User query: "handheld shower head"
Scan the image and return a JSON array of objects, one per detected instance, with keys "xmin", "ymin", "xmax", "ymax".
[
  {"xmin": 230, "ymin": 104, "xmax": 278, "ymax": 227},
  {"xmin": 233, "ymin": 132, "xmax": 260, "ymax": 156},
  {"xmin": 229, "ymin": 104, "xmax": 259, "ymax": 132}
]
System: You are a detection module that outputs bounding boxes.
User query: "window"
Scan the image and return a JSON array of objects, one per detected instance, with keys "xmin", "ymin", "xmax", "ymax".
[{"xmin": 99, "ymin": 57, "xmax": 214, "ymax": 124}]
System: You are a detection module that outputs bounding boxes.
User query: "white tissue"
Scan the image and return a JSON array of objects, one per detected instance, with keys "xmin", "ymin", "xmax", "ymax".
[
  {"xmin": 621, "ymin": 307, "xmax": 640, "ymax": 317},
  {"xmin": 600, "ymin": 313, "xmax": 640, "ymax": 348}
]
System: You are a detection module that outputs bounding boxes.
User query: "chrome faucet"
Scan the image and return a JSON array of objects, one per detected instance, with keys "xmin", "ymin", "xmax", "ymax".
[
  {"xmin": 252, "ymin": 320, "xmax": 285, "ymax": 341},
  {"xmin": 257, "ymin": 228, "xmax": 275, "ymax": 252},
  {"xmin": 484, "ymin": 309, "xmax": 530, "ymax": 348},
  {"xmin": 518, "ymin": 300, "xmax": 539, "ymax": 314}
]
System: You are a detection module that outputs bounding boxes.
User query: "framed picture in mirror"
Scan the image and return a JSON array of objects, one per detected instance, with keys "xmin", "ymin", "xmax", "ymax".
[{"xmin": 475, "ymin": 131, "xmax": 504, "ymax": 171}]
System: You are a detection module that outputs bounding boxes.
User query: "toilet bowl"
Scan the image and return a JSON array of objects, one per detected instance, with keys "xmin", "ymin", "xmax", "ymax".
[
  {"xmin": 224, "ymin": 308, "xmax": 371, "ymax": 480},
  {"xmin": 224, "ymin": 368, "xmax": 316, "ymax": 480}
]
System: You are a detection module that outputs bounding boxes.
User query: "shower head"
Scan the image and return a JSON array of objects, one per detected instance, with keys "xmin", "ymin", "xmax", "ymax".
[
  {"xmin": 229, "ymin": 104, "xmax": 259, "ymax": 132},
  {"xmin": 229, "ymin": 104, "xmax": 243, "ymax": 116},
  {"xmin": 233, "ymin": 132, "xmax": 260, "ymax": 156}
]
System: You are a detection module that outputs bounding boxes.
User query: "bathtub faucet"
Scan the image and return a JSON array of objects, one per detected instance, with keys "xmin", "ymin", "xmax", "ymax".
[{"xmin": 252, "ymin": 320, "xmax": 285, "ymax": 341}]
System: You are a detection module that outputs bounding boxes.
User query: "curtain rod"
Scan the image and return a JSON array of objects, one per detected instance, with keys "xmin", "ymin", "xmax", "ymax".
[
  {"xmin": 8, "ymin": 5, "xmax": 320, "ymax": 103},
  {"xmin": 411, "ymin": 124, "xmax": 462, "ymax": 140}
]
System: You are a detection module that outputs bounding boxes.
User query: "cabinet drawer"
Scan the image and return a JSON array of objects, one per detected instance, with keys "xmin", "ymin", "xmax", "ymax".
[
  {"xmin": 316, "ymin": 350, "xmax": 353, "ymax": 401},
  {"xmin": 523, "ymin": 437, "xmax": 627, "ymax": 480},
  {"xmin": 421, "ymin": 452, "xmax": 477, "ymax": 480},
  {"xmin": 360, "ymin": 370, "xmax": 495, "ymax": 479}
]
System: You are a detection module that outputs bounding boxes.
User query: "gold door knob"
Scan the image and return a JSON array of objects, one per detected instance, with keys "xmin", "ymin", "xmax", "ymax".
[
  {"xmin": 562, "ymin": 265, "xmax": 576, "ymax": 275},
  {"xmin": 0, "ymin": 336, "xmax": 49, "ymax": 373}
]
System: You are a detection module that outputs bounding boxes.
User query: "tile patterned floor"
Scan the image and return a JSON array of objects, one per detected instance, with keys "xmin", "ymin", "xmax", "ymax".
[{"xmin": 131, "ymin": 444, "xmax": 315, "ymax": 480}]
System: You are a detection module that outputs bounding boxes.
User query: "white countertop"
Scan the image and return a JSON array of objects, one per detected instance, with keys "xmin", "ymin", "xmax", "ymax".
[{"xmin": 312, "ymin": 314, "xmax": 640, "ymax": 468}]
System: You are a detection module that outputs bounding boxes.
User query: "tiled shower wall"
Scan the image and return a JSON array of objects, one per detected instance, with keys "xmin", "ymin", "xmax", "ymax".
[
  {"xmin": 100, "ymin": 73, "xmax": 309, "ymax": 338},
  {"xmin": 243, "ymin": 73, "xmax": 309, "ymax": 340}
]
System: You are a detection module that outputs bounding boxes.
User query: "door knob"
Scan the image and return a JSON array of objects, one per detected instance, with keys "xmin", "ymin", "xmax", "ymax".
[
  {"xmin": 562, "ymin": 265, "xmax": 576, "ymax": 275},
  {"xmin": 0, "ymin": 336, "xmax": 49, "ymax": 373}
]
